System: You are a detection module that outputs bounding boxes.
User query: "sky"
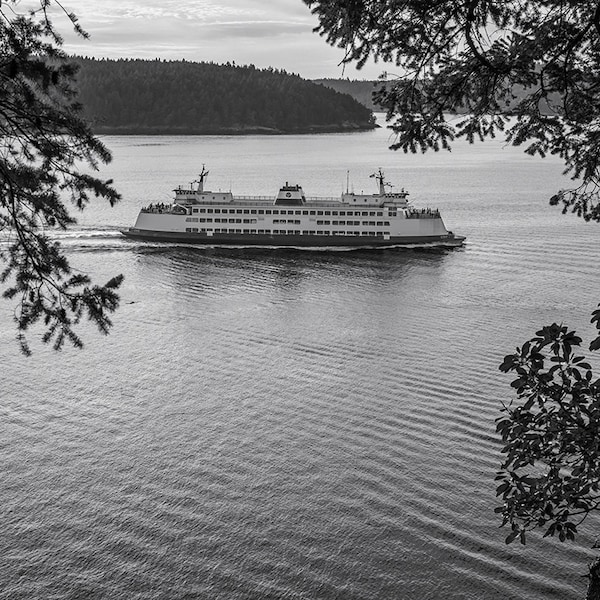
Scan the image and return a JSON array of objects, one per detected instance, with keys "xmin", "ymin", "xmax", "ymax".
[{"xmin": 38, "ymin": 0, "xmax": 389, "ymax": 80}]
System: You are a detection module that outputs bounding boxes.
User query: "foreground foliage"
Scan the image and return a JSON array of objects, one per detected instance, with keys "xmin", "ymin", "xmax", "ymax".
[
  {"xmin": 0, "ymin": 1, "xmax": 122, "ymax": 354},
  {"xmin": 496, "ymin": 311, "xmax": 600, "ymax": 545},
  {"xmin": 305, "ymin": 0, "xmax": 600, "ymax": 220}
]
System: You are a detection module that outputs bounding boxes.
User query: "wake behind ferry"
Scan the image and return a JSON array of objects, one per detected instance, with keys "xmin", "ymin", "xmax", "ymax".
[{"xmin": 122, "ymin": 167, "xmax": 465, "ymax": 248}]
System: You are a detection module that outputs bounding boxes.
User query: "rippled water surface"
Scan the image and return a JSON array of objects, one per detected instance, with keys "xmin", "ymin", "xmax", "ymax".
[{"xmin": 2, "ymin": 119, "xmax": 600, "ymax": 599}]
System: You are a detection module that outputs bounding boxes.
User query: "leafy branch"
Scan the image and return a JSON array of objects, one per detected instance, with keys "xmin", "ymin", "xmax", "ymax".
[
  {"xmin": 0, "ymin": 0, "xmax": 123, "ymax": 354},
  {"xmin": 496, "ymin": 308, "xmax": 600, "ymax": 545}
]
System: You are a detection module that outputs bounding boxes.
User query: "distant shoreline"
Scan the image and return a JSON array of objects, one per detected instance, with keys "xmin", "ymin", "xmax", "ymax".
[{"xmin": 92, "ymin": 123, "xmax": 378, "ymax": 136}]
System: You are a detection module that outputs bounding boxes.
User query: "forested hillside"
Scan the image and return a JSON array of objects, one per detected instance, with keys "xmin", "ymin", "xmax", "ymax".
[{"xmin": 72, "ymin": 58, "xmax": 376, "ymax": 135}]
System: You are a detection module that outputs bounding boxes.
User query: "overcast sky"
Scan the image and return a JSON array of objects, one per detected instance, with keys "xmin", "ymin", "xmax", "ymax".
[{"xmin": 46, "ymin": 0, "xmax": 386, "ymax": 80}]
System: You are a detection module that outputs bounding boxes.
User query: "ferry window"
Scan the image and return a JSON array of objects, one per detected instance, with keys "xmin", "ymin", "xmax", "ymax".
[
  {"xmin": 199, "ymin": 218, "xmax": 205, "ymax": 223},
  {"xmin": 302, "ymin": 211, "xmax": 308, "ymax": 215},
  {"xmin": 325, "ymin": 211, "xmax": 331, "ymax": 215},
  {"xmin": 214, "ymin": 209, "xmax": 221, "ymax": 213},
  {"xmin": 332, "ymin": 211, "xmax": 338, "ymax": 216},
  {"xmin": 251, "ymin": 210, "xmax": 257, "ymax": 214},
  {"xmin": 340, "ymin": 211, "xmax": 346, "ymax": 216},
  {"xmin": 236, "ymin": 218, "xmax": 241, "ymax": 223},
  {"xmin": 308, "ymin": 230, "xmax": 315, "ymax": 235},
  {"xmin": 377, "ymin": 212, "xmax": 383, "ymax": 216},
  {"xmin": 265, "ymin": 230, "xmax": 271, "ymax": 234},
  {"xmin": 295, "ymin": 210, "xmax": 301, "ymax": 215},
  {"xmin": 266, "ymin": 210, "xmax": 271, "ymax": 214},
  {"xmin": 186, "ymin": 228, "xmax": 191, "ymax": 232},
  {"xmin": 251, "ymin": 219, "xmax": 257, "ymax": 224},
  {"xmin": 377, "ymin": 221, "xmax": 383, "ymax": 226},
  {"xmin": 258, "ymin": 210, "xmax": 264, "ymax": 214},
  {"xmin": 251, "ymin": 230, "xmax": 257, "ymax": 234},
  {"xmin": 243, "ymin": 229, "xmax": 250, "ymax": 234},
  {"xmin": 369, "ymin": 231, "xmax": 376, "ymax": 236},
  {"xmin": 199, "ymin": 208, "xmax": 206, "ymax": 213},
  {"xmin": 317, "ymin": 211, "xmax": 323, "ymax": 215},
  {"xmin": 273, "ymin": 210, "xmax": 279, "ymax": 215},
  {"xmin": 332, "ymin": 220, "xmax": 338, "ymax": 225},
  {"xmin": 192, "ymin": 208, "xmax": 198, "ymax": 213},
  {"xmin": 228, "ymin": 218, "xmax": 235, "ymax": 223},
  {"xmin": 236, "ymin": 209, "xmax": 242, "ymax": 214},
  {"xmin": 385, "ymin": 221, "xmax": 390, "ymax": 226},
  {"xmin": 192, "ymin": 228, "xmax": 198, "ymax": 232},
  {"xmin": 244, "ymin": 210, "xmax": 250, "ymax": 214},
  {"xmin": 208, "ymin": 209, "xmax": 213, "ymax": 213},
  {"xmin": 362, "ymin": 211, "xmax": 368, "ymax": 216},
  {"xmin": 389, "ymin": 212, "xmax": 397, "ymax": 217},
  {"xmin": 323, "ymin": 231, "xmax": 330, "ymax": 235},
  {"xmin": 369, "ymin": 211, "xmax": 376, "ymax": 216},
  {"xmin": 258, "ymin": 229, "xmax": 265, "ymax": 234},
  {"xmin": 310, "ymin": 211, "xmax": 316, "ymax": 215}
]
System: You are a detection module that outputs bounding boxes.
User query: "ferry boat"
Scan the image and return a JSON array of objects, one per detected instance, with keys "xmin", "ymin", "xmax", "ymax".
[{"xmin": 122, "ymin": 167, "xmax": 465, "ymax": 248}]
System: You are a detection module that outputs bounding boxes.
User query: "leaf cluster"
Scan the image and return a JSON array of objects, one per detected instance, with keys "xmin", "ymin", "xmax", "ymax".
[
  {"xmin": 496, "ymin": 309, "xmax": 600, "ymax": 544},
  {"xmin": 0, "ymin": 1, "xmax": 122, "ymax": 354},
  {"xmin": 305, "ymin": 0, "xmax": 600, "ymax": 220}
]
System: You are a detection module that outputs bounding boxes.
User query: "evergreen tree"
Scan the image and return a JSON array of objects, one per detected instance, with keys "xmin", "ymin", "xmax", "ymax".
[
  {"xmin": 0, "ymin": 1, "xmax": 122, "ymax": 354},
  {"xmin": 305, "ymin": 0, "xmax": 600, "ymax": 220}
]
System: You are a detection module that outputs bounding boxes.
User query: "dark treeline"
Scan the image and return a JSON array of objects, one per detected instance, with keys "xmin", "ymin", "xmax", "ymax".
[{"xmin": 72, "ymin": 57, "xmax": 376, "ymax": 135}]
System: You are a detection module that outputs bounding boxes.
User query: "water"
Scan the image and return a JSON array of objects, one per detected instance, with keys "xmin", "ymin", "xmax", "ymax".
[{"xmin": 2, "ymin": 118, "xmax": 600, "ymax": 599}]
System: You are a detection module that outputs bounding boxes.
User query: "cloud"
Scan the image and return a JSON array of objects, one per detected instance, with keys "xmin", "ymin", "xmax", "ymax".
[{"xmin": 56, "ymin": 0, "xmax": 384, "ymax": 79}]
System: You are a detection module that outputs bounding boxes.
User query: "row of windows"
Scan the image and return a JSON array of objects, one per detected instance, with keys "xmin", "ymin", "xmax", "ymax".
[
  {"xmin": 191, "ymin": 208, "xmax": 390, "ymax": 217},
  {"xmin": 185, "ymin": 228, "xmax": 391, "ymax": 236},
  {"xmin": 189, "ymin": 216, "xmax": 395, "ymax": 226},
  {"xmin": 316, "ymin": 220, "xmax": 391, "ymax": 226},
  {"xmin": 188, "ymin": 218, "xmax": 259, "ymax": 224}
]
